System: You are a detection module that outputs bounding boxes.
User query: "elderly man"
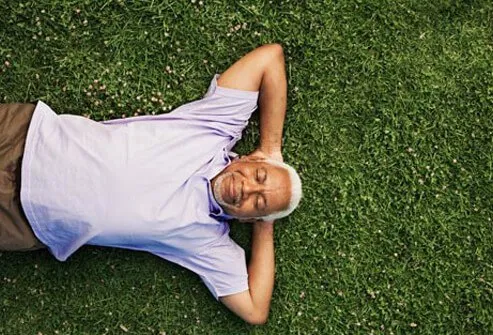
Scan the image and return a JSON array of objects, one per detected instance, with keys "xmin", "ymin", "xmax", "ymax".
[{"xmin": 0, "ymin": 44, "xmax": 302, "ymax": 324}]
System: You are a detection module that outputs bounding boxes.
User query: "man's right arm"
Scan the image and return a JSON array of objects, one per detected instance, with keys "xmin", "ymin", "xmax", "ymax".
[{"xmin": 217, "ymin": 43, "xmax": 287, "ymax": 162}]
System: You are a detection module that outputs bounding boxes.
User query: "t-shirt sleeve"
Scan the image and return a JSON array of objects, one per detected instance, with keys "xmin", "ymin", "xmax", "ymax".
[
  {"xmin": 169, "ymin": 74, "xmax": 260, "ymax": 139},
  {"xmin": 100, "ymin": 75, "xmax": 259, "ymax": 140},
  {"xmin": 156, "ymin": 234, "xmax": 249, "ymax": 300},
  {"xmin": 203, "ymin": 74, "xmax": 260, "ymax": 102}
]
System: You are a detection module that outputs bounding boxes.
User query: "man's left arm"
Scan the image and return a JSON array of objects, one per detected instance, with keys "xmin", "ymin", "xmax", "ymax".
[{"xmin": 220, "ymin": 221, "xmax": 274, "ymax": 325}]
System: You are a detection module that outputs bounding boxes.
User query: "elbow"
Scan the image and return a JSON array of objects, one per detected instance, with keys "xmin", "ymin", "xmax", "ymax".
[
  {"xmin": 265, "ymin": 43, "xmax": 284, "ymax": 62},
  {"xmin": 247, "ymin": 318, "xmax": 268, "ymax": 326},
  {"xmin": 245, "ymin": 310, "xmax": 269, "ymax": 325},
  {"xmin": 259, "ymin": 43, "xmax": 285, "ymax": 64},
  {"xmin": 266, "ymin": 43, "xmax": 284, "ymax": 56}
]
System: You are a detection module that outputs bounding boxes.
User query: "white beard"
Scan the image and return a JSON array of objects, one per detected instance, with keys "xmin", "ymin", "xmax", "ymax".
[
  {"xmin": 212, "ymin": 172, "xmax": 231, "ymax": 209},
  {"xmin": 212, "ymin": 171, "xmax": 241, "ymax": 211}
]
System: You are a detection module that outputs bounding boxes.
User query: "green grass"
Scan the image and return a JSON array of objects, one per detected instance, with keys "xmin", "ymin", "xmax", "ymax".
[{"xmin": 1, "ymin": 0, "xmax": 493, "ymax": 334}]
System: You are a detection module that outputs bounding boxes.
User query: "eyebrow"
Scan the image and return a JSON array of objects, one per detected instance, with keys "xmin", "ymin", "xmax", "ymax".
[
  {"xmin": 262, "ymin": 167, "xmax": 268, "ymax": 209},
  {"xmin": 262, "ymin": 167, "xmax": 267, "ymax": 182}
]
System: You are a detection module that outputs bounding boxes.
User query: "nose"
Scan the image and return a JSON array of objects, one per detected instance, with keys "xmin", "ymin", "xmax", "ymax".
[{"xmin": 241, "ymin": 179, "xmax": 263, "ymax": 199}]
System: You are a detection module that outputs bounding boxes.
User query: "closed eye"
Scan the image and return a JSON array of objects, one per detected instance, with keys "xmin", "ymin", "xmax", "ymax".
[{"xmin": 256, "ymin": 194, "xmax": 267, "ymax": 211}]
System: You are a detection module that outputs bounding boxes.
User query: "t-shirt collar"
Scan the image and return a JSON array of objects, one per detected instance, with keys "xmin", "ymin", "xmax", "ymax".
[
  {"xmin": 206, "ymin": 150, "xmax": 238, "ymax": 221},
  {"xmin": 206, "ymin": 179, "xmax": 235, "ymax": 220}
]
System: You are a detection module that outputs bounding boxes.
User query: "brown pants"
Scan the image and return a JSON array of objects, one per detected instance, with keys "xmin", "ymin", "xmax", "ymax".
[{"xmin": 0, "ymin": 103, "xmax": 45, "ymax": 251}]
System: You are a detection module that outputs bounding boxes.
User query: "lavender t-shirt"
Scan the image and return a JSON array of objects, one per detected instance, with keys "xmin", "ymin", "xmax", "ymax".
[{"xmin": 20, "ymin": 75, "xmax": 259, "ymax": 299}]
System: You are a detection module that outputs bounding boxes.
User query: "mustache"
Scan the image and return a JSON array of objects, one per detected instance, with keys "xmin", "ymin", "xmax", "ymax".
[{"xmin": 213, "ymin": 172, "xmax": 241, "ymax": 207}]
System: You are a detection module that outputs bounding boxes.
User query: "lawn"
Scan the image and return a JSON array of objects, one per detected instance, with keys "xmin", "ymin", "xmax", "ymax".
[{"xmin": 1, "ymin": 0, "xmax": 493, "ymax": 334}]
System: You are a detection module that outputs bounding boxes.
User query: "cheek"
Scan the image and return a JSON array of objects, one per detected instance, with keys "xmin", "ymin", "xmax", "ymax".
[
  {"xmin": 244, "ymin": 199, "xmax": 260, "ymax": 215},
  {"xmin": 230, "ymin": 201, "xmax": 256, "ymax": 217}
]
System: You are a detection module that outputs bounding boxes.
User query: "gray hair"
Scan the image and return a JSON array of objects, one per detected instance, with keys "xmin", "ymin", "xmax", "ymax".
[{"xmin": 256, "ymin": 159, "xmax": 302, "ymax": 221}]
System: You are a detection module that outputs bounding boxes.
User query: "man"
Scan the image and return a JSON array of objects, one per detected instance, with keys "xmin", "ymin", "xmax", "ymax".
[{"xmin": 0, "ymin": 44, "xmax": 302, "ymax": 325}]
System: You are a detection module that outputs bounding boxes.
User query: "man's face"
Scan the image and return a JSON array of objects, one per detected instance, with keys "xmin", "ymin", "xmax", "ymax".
[{"xmin": 211, "ymin": 158, "xmax": 291, "ymax": 219}]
